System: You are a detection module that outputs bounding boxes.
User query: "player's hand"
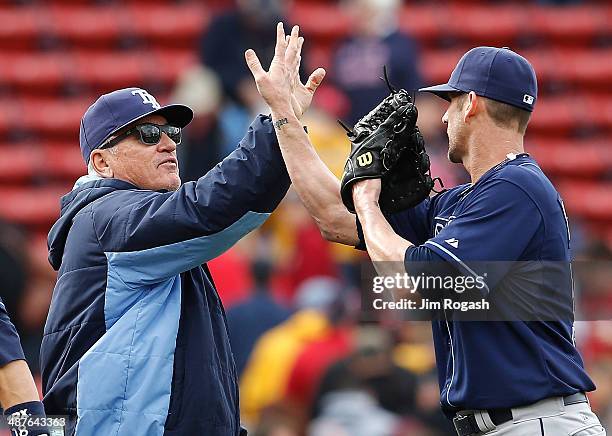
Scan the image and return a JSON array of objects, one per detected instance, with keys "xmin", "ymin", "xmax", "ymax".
[
  {"xmin": 352, "ymin": 178, "xmax": 382, "ymax": 211},
  {"xmin": 288, "ymin": 36, "xmax": 326, "ymax": 119},
  {"xmin": 245, "ymin": 22, "xmax": 325, "ymax": 119}
]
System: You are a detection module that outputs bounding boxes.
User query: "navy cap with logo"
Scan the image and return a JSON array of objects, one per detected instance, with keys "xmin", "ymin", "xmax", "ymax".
[
  {"xmin": 79, "ymin": 87, "xmax": 194, "ymax": 164},
  {"xmin": 419, "ymin": 46, "xmax": 538, "ymax": 112}
]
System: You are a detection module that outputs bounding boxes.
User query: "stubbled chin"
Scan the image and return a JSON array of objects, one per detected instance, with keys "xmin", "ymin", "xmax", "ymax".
[{"xmin": 167, "ymin": 175, "xmax": 181, "ymax": 191}]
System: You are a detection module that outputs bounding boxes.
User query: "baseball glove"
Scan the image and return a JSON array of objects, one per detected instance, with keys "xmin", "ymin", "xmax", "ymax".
[{"xmin": 340, "ymin": 85, "xmax": 436, "ymax": 214}]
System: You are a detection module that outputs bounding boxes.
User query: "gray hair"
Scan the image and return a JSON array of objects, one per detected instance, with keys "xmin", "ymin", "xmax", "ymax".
[
  {"xmin": 87, "ymin": 145, "xmax": 118, "ymax": 176},
  {"xmin": 87, "ymin": 159, "xmax": 99, "ymax": 176}
]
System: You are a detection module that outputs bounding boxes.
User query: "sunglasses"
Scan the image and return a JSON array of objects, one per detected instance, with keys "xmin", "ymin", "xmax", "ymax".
[{"xmin": 100, "ymin": 123, "xmax": 182, "ymax": 149}]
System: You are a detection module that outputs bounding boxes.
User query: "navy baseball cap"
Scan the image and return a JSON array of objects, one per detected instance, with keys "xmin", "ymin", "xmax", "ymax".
[
  {"xmin": 419, "ymin": 46, "xmax": 537, "ymax": 112},
  {"xmin": 79, "ymin": 87, "xmax": 194, "ymax": 164}
]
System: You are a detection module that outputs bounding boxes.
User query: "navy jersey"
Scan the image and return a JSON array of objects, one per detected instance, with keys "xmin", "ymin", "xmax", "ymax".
[
  {"xmin": 378, "ymin": 154, "xmax": 595, "ymax": 413},
  {"xmin": 0, "ymin": 297, "xmax": 25, "ymax": 367}
]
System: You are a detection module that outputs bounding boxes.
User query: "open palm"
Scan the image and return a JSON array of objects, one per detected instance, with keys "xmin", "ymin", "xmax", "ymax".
[{"xmin": 245, "ymin": 23, "xmax": 325, "ymax": 119}]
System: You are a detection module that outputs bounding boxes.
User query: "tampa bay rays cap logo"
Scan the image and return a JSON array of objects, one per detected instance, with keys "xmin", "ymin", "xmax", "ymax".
[
  {"xmin": 357, "ymin": 152, "xmax": 373, "ymax": 167},
  {"xmin": 131, "ymin": 89, "xmax": 161, "ymax": 109}
]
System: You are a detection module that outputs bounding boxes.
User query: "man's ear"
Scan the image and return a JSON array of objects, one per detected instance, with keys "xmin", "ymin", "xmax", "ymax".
[
  {"xmin": 463, "ymin": 91, "xmax": 480, "ymax": 123},
  {"xmin": 90, "ymin": 150, "xmax": 114, "ymax": 178}
]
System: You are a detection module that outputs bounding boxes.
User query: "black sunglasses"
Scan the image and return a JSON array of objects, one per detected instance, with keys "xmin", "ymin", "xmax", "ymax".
[{"xmin": 100, "ymin": 123, "xmax": 182, "ymax": 149}]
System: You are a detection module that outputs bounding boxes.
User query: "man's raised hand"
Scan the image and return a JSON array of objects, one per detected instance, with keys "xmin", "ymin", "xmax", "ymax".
[{"xmin": 245, "ymin": 22, "xmax": 325, "ymax": 120}]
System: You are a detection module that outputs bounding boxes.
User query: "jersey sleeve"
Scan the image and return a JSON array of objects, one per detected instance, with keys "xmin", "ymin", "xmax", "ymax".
[
  {"xmin": 421, "ymin": 180, "xmax": 543, "ymax": 294},
  {"xmin": 355, "ymin": 197, "xmax": 433, "ymax": 250},
  {"xmin": 0, "ymin": 298, "xmax": 25, "ymax": 367},
  {"xmin": 94, "ymin": 115, "xmax": 291, "ymax": 286}
]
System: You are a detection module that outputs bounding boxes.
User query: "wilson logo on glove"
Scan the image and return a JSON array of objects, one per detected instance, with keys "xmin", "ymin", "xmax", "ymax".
[
  {"xmin": 339, "ymin": 67, "xmax": 441, "ymax": 214},
  {"xmin": 357, "ymin": 152, "xmax": 373, "ymax": 167}
]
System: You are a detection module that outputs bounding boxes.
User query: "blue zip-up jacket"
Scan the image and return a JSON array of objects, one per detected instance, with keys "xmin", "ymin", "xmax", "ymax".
[
  {"xmin": 0, "ymin": 296, "xmax": 26, "ymax": 367},
  {"xmin": 41, "ymin": 115, "xmax": 290, "ymax": 436}
]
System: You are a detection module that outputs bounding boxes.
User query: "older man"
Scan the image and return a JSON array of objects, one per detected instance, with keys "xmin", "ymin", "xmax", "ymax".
[
  {"xmin": 40, "ymin": 80, "xmax": 318, "ymax": 435},
  {"xmin": 247, "ymin": 25, "xmax": 605, "ymax": 436}
]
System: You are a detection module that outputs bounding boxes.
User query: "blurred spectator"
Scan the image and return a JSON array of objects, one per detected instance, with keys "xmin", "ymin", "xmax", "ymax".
[
  {"xmin": 414, "ymin": 94, "xmax": 469, "ymax": 188},
  {"xmin": 240, "ymin": 277, "xmax": 347, "ymax": 425},
  {"xmin": 253, "ymin": 405, "xmax": 301, "ymax": 436},
  {"xmin": 392, "ymin": 321, "xmax": 436, "ymax": 376},
  {"xmin": 0, "ymin": 221, "xmax": 27, "ymax": 333},
  {"xmin": 172, "ymin": 64, "xmax": 225, "ymax": 181},
  {"xmin": 264, "ymin": 191, "xmax": 340, "ymax": 302},
  {"xmin": 312, "ymin": 326, "xmax": 418, "ymax": 419},
  {"xmin": 308, "ymin": 390, "xmax": 400, "ymax": 436},
  {"xmin": 286, "ymin": 221, "xmax": 339, "ymax": 292},
  {"xmin": 284, "ymin": 283, "xmax": 357, "ymax": 416},
  {"xmin": 332, "ymin": 0, "xmax": 422, "ymax": 124},
  {"xmin": 227, "ymin": 259, "xmax": 292, "ymax": 377},
  {"xmin": 199, "ymin": 0, "xmax": 287, "ymax": 162},
  {"xmin": 413, "ymin": 370, "xmax": 456, "ymax": 435},
  {"xmin": 587, "ymin": 357, "xmax": 612, "ymax": 431},
  {"xmin": 199, "ymin": 0, "xmax": 286, "ymax": 106},
  {"xmin": 0, "ymin": 222, "xmax": 43, "ymax": 373}
]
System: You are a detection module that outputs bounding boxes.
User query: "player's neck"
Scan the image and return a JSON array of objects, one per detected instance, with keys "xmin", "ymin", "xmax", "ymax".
[{"xmin": 463, "ymin": 128, "xmax": 524, "ymax": 183}]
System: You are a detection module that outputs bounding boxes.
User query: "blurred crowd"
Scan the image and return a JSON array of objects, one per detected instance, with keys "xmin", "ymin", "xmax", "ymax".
[{"xmin": 0, "ymin": 0, "xmax": 611, "ymax": 435}]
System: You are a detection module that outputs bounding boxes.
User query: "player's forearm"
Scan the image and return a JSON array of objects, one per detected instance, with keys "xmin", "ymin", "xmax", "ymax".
[
  {"xmin": 270, "ymin": 110, "xmax": 359, "ymax": 246},
  {"xmin": 0, "ymin": 360, "xmax": 40, "ymax": 409},
  {"xmin": 355, "ymin": 201, "xmax": 412, "ymax": 275}
]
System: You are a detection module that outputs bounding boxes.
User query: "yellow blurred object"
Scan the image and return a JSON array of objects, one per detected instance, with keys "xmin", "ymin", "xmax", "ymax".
[
  {"xmin": 393, "ymin": 343, "xmax": 436, "ymax": 375},
  {"xmin": 239, "ymin": 309, "xmax": 331, "ymax": 425}
]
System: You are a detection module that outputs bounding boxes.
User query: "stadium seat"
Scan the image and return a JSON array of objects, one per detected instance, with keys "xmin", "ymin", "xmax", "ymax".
[
  {"xmin": 400, "ymin": 5, "xmax": 448, "ymax": 44},
  {"xmin": 0, "ymin": 185, "xmax": 68, "ymax": 228},
  {"xmin": 288, "ymin": 3, "xmax": 351, "ymax": 42},
  {"xmin": 531, "ymin": 6, "xmax": 609, "ymax": 45},
  {"xmin": 528, "ymin": 96, "xmax": 612, "ymax": 136},
  {"xmin": 0, "ymin": 8, "xmax": 40, "ymax": 50},
  {"xmin": 557, "ymin": 181, "xmax": 612, "ymax": 222},
  {"xmin": 125, "ymin": 4, "xmax": 209, "ymax": 47},
  {"xmin": 424, "ymin": 49, "xmax": 612, "ymax": 91},
  {"xmin": 528, "ymin": 97, "xmax": 578, "ymax": 136},
  {"xmin": 0, "ymin": 103, "xmax": 15, "ymax": 137},
  {"xmin": 0, "ymin": 145, "xmax": 39, "ymax": 183},
  {"xmin": 584, "ymin": 97, "xmax": 612, "ymax": 130},
  {"xmin": 41, "ymin": 144, "xmax": 85, "ymax": 181},
  {"xmin": 0, "ymin": 141, "xmax": 82, "ymax": 183},
  {"xmin": 19, "ymin": 98, "xmax": 90, "ymax": 139},
  {"xmin": 420, "ymin": 50, "xmax": 465, "ymax": 85},
  {"xmin": 446, "ymin": 5, "xmax": 525, "ymax": 46},
  {"xmin": 152, "ymin": 50, "xmax": 199, "ymax": 88},
  {"xmin": 0, "ymin": 53, "xmax": 68, "ymax": 95},
  {"xmin": 72, "ymin": 52, "xmax": 147, "ymax": 91},
  {"xmin": 529, "ymin": 139, "xmax": 611, "ymax": 178},
  {"xmin": 47, "ymin": 6, "xmax": 123, "ymax": 47}
]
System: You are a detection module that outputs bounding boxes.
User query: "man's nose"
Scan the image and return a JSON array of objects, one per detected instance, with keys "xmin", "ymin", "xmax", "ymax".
[
  {"xmin": 442, "ymin": 111, "xmax": 449, "ymax": 124},
  {"xmin": 157, "ymin": 133, "xmax": 177, "ymax": 151}
]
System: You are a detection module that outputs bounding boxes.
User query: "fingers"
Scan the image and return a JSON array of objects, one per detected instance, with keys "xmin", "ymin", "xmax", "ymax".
[
  {"xmin": 273, "ymin": 22, "xmax": 288, "ymax": 62},
  {"xmin": 245, "ymin": 49, "xmax": 265, "ymax": 81},
  {"xmin": 305, "ymin": 68, "xmax": 327, "ymax": 93},
  {"xmin": 285, "ymin": 26, "xmax": 301, "ymax": 89},
  {"xmin": 285, "ymin": 25, "xmax": 300, "ymax": 65}
]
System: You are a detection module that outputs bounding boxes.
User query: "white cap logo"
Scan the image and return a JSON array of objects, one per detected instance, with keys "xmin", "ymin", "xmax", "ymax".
[
  {"xmin": 523, "ymin": 94, "xmax": 534, "ymax": 105},
  {"xmin": 131, "ymin": 89, "xmax": 161, "ymax": 109}
]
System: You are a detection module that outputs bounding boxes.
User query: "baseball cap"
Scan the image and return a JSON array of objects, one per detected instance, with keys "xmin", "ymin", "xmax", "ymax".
[
  {"xmin": 79, "ymin": 87, "xmax": 194, "ymax": 164},
  {"xmin": 419, "ymin": 46, "xmax": 538, "ymax": 112}
]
